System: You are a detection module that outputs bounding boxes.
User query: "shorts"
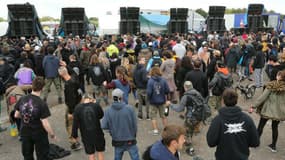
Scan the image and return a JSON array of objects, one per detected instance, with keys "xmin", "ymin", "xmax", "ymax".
[
  {"xmin": 150, "ymin": 104, "xmax": 165, "ymax": 120},
  {"xmin": 83, "ymin": 135, "xmax": 105, "ymax": 154}
]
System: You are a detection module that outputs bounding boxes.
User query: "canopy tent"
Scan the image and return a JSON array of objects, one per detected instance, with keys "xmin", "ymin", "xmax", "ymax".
[{"xmin": 139, "ymin": 14, "xmax": 169, "ymax": 34}]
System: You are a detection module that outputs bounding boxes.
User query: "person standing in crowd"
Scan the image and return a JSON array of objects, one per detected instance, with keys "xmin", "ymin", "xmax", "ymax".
[
  {"xmin": 133, "ymin": 56, "xmax": 150, "ymax": 120},
  {"xmin": 171, "ymin": 81, "xmax": 205, "ymax": 156},
  {"xmin": 14, "ymin": 61, "xmax": 36, "ymax": 87},
  {"xmin": 104, "ymin": 66, "xmax": 130, "ymax": 104},
  {"xmin": 225, "ymin": 42, "xmax": 239, "ymax": 74},
  {"xmin": 147, "ymin": 67, "xmax": 170, "ymax": 135},
  {"xmin": 175, "ymin": 56, "xmax": 193, "ymax": 99},
  {"xmin": 208, "ymin": 61, "xmax": 232, "ymax": 112},
  {"xmin": 252, "ymin": 43, "xmax": 265, "ymax": 88},
  {"xmin": 207, "ymin": 50, "xmax": 222, "ymax": 81},
  {"xmin": 172, "ymin": 38, "xmax": 186, "ymax": 59},
  {"xmin": 252, "ymin": 70, "xmax": 285, "ymax": 152},
  {"xmin": 88, "ymin": 54, "xmax": 108, "ymax": 105},
  {"xmin": 72, "ymin": 94, "xmax": 105, "ymax": 160},
  {"xmin": 148, "ymin": 124, "xmax": 186, "ymax": 160},
  {"xmin": 102, "ymin": 88, "xmax": 139, "ymax": 160},
  {"xmin": 42, "ymin": 46, "xmax": 62, "ymax": 103},
  {"xmin": 80, "ymin": 43, "xmax": 91, "ymax": 85},
  {"xmin": 14, "ymin": 77, "xmax": 57, "ymax": 160},
  {"xmin": 207, "ymin": 88, "xmax": 259, "ymax": 160},
  {"xmin": 58, "ymin": 65, "xmax": 82, "ymax": 151},
  {"xmin": 160, "ymin": 51, "xmax": 177, "ymax": 103},
  {"xmin": 184, "ymin": 59, "xmax": 208, "ymax": 98}
]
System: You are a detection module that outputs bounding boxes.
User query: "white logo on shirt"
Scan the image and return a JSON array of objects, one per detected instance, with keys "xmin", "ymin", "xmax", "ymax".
[{"xmin": 224, "ymin": 122, "xmax": 246, "ymax": 134}]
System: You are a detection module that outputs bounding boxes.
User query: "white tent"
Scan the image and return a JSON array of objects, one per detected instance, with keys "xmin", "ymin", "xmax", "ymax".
[{"xmin": 98, "ymin": 14, "xmax": 120, "ymax": 35}]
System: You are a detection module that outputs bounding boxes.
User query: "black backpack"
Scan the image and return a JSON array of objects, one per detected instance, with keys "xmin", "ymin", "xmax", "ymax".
[
  {"xmin": 185, "ymin": 91, "xmax": 211, "ymax": 122},
  {"xmin": 212, "ymin": 73, "xmax": 233, "ymax": 96}
]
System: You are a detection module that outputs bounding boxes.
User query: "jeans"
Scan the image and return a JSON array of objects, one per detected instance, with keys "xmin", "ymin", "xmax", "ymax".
[
  {"xmin": 114, "ymin": 144, "xmax": 139, "ymax": 160},
  {"xmin": 137, "ymin": 89, "xmax": 149, "ymax": 118},
  {"xmin": 21, "ymin": 133, "xmax": 50, "ymax": 160},
  {"xmin": 254, "ymin": 68, "xmax": 263, "ymax": 87}
]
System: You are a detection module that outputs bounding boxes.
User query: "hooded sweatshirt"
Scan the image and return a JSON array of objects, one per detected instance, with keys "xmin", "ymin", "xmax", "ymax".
[
  {"xmin": 147, "ymin": 76, "xmax": 170, "ymax": 105},
  {"xmin": 150, "ymin": 140, "xmax": 180, "ymax": 160},
  {"xmin": 207, "ymin": 106, "xmax": 260, "ymax": 160},
  {"xmin": 42, "ymin": 54, "xmax": 60, "ymax": 78},
  {"xmin": 101, "ymin": 102, "xmax": 137, "ymax": 142}
]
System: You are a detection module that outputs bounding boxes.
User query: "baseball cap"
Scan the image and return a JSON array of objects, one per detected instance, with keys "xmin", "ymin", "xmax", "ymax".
[{"xmin": 112, "ymin": 88, "xmax": 124, "ymax": 98}]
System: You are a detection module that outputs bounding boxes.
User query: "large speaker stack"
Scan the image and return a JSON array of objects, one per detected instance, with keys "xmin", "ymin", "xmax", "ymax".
[
  {"xmin": 61, "ymin": 8, "xmax": 88, "ymax": 36},
  {"xmin": 247, "ymin": 4, "xmax": 264, "ymax": 32},
  {"xmin": 119, "ymin": 7, "xmax": 140, "ymax": 35},
  {"xmin": 168, "ymin": 8, "xmax": 188, "ymax": 33},
  {"xmin": 206, "ymin": 6, "xmax": 226, "ymax": 33},
  {"xmin": 7, "ymin": 3, "xmax": 46, "ymax": 38}
]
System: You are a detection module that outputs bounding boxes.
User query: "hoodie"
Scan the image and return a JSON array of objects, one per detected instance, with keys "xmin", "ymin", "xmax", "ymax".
[
  {"xmin": 101, "ymin": 102, "xmax": 137, "ymax": 142},
  {"xmin": 207, "ymin": 106, "xmax": 260, "ymax": 160},
  {"xmin": 150, "ymin": 140, "xmax": 180, "ymax": 160},
  {"xmin": 42, "ymin": 54, "xmax": 60, "ymax": 78},
  {"xmin": 209, "ymin": 67, "xmax": 233, "ymax": 96},
  {"xmin": 147, "ymin": 76, "xmax": 170, "ymax": 105},
  {"xmin": 106, "ymin": 79, "xmax": 130, "ymax": 104}
]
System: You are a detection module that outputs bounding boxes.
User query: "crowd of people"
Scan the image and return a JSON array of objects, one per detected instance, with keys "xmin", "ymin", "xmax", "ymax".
[{"xmin": 0, "ymin": 29, "xmax": 285, "ymax": 160}]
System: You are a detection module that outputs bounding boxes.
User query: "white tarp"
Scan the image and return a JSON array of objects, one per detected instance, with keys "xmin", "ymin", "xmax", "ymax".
[{"xmin": 98, "ymin": 14, "xmax": 120, "ymax": 35}]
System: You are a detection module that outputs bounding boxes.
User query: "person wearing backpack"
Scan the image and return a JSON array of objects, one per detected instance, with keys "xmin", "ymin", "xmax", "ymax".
[
  {"xmin": 146, "ymin": 50, "xmax": 162, "ymax": 72},
  {"xmin": 72, "ymin": 94, "xmax": 105, "ymax": 160},
  {"xmin": 147, "ymin": 67, "xmax": 170, "ymax": 135},
  {"xmin": 207, "ymin": 88, "xmax": 259, "ymax": 160},
  {"xmin": 209, "ymin": 61, "xmax": 233, "ymax": 112},
  {"xmin": 171, "ymin": 81, "xmax": 209, "ymax": 156},
  {"xmin": 89, "ymin": 54, "xmax": 108, "ymax": 105}
]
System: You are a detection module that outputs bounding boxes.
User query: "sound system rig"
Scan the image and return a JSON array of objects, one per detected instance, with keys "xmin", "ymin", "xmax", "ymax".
[
  {"xmin": 246, "ymin": 4, "xmax": 270, "ymax": 33},
  {"xmin": 6, "ymin": 3, "xmax": 46, "ymax": 38},
  {"xmin": 168, "ymin": 8, "xmax": 188, "ymax": 33},
  {"xmin": 119, "ymin": 7, "xmax": 140, "ymax": 34},
  {"xmin": 206, "ymin": 6, "xmax": 226, "ymax": 33},
  {"xmin": 61, "ymin": 8, "xmax": 88, "ymax": 36}
]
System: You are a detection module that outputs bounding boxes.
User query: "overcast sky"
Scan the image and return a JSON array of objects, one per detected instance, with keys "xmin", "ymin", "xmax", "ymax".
[{"xmin": 0, "ymin": 0, "xmax": 284, "ymax": 18}]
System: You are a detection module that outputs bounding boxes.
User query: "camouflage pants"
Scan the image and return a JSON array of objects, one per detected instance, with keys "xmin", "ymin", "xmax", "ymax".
[{"xmin": 208, "ymin": 95, "xmax": 222, "ymax": 112}]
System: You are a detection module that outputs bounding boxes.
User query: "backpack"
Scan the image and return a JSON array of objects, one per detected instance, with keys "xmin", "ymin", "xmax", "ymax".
[
  {"xmin": 151, "ymin": 56, "xmax": 162, "ymax": 67},
  {"xmin": 48, "ymin": 143, "xmax": 71, "ymax": 159},
  {"xmin": 142, "ymin": 145, "xmax": 154, "ymax": 160},
  {"xmin": 212, "ymin": 73, "xmax": 233, "ymax": 96},
  {"xmin": 185, "ymin": 91, "xmax": 211, "ymax": 122},
  {"xmin": 105, "ymin": 68, "xmax": 113, "ymax": 82}
]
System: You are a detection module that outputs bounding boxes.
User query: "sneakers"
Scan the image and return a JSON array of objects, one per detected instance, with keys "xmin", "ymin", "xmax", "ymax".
[
  {"xmin": 70, "ymin": 142, "xmax": 82, "ymax": 151},
  {"xmin": 152, "ymin": 129, "xmax": 159, "ymax": 136},
  {"xmin": 267, "ymin": 144, "xmax": 277, "ymax": 153},
  {"xmin": 137, "ymin": 116, "xmax": 143, "ymax": 120},
  {"xmin": 186, "ymin": 147, "xmax": 195, "ymax": 156},
  {"xmin": 146, "ymin": 116, "xmax": 151, "ymax": 120}
]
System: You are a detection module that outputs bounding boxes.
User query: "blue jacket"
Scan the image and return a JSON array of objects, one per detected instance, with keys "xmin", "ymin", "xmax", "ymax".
[
  {"xmin": 101, "ymin": 102, "xmax": 137, "ymax": 142},
  {"xmin": 147, "ymin": 76, "xmax": 170, "ymax": 105},
  {"xmin": 150, "ymin": 140, "xmax": 180, "ymax": 160},
  {"xmin": 42, "ymin": 55, "xmax": 60, "ymax": 78}
]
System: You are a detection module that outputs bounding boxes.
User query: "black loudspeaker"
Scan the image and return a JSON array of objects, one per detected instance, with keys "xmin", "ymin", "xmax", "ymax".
[
  {"xmin": 208, "ymin": 6, "xmax": 226, "ymax": 18},
  {"xmin": 170, "ymin": 8, "xmax": 188, "ymax": 20},
  {"xmin": 128, "ymin": 7, "xmax": 139, "ymax": 20},
  {"xmin": 247, "ymin": 15, "xmax": 263, "ymax": 32},
  {"xmin": 119, "ymin": 7, "xmax": 140, "ymax": 34},
  {"xmin": 248, "ymin": 4, "xmax": 264, "ymax": 16},
  {"xmin": 170, "ymin": 8, "xmax": 177, "ymax": 20},
  {"xmin": 120, "ymin": 7, "xmax": 127, "ymax": 20},
  {"xmin": 168, "ymin": 20, "xmax": 188, "ymax": 34},
  {"xmin": 206, "ymin": 17, "xmax": 225, "ymax": 32},
  {"xmin": 177, "ymin": 8, "xmax": 188, "ymax": 20},
  {"xmin": 7, "ymin": 4, "xmax": 36, "ymax": 37},
  {"xmin": 119, "ymin": 20, "xmax": 140, "ymax": 34},
  {"xmin": 61, "ymin": 8, "xmax": 86, "ymax": 36}
]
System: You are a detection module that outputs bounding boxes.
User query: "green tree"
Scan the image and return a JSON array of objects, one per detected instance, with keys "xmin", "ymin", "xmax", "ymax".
[
  {"xmin": 89, "ymin": 17, "xmax": 99, "ymax": 27},
  {"xmin": 40, "ymin": 16, "xmax": 57, "ymax": 22},
  {"xmin": 0, "ymin": 17, "xmax": 6, "ymax": 22},
  {"xmin": 195, "ymin": 8, "xmax": 207, "ymax": 18}
]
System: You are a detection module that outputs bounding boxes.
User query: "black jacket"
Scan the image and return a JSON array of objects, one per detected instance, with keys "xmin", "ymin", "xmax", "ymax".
[
  {"xmin": 207, "ymin": 106, "xmax": 260, "ymax": 160},
  {"xmin": 184, "ymin": 69, "xmax": 208, "ymax": 98},
  {"xmin": 133, "ymin": 64, "xmax": 148, "ymax": 89},
  {"xmin": 252, "ymin": 51, "xmax": 265, "ymax": 69},
  {"xmin": 64, "ymin": 75, "xmax": 81, "ymax": 114}
]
